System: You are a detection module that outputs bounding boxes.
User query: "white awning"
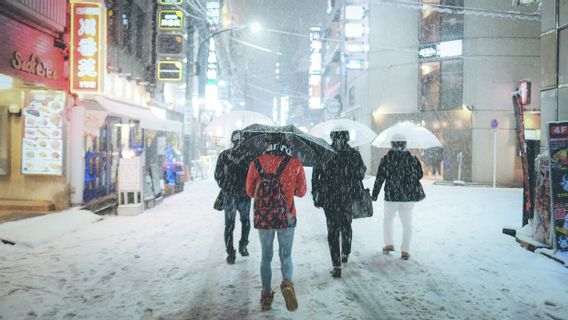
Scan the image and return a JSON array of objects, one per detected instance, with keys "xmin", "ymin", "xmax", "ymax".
[{"xmin": 83, "ymin": 96, "xmax": 182, "ymax": 133}]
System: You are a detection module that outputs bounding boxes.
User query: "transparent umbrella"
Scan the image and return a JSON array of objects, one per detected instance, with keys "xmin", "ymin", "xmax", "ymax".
[
  {"xmin": 372, "ymin": 122, "xmax": 442, "ymax": 149},
  {"xmin": 309, "ymin": 119, "xmax": 377, "ymax": 147},
  {"xmin": 204, "ymin": 110, "xmax": 274, "ymax": 145}
]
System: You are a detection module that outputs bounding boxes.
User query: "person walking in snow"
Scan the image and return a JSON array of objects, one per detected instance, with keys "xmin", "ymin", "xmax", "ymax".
[
  {"xmin": 214, "ymin": 130, "xmax": 252, "ymax": 265},
  {"xmin": 312, "ymin": 130, "xmax": 366, "ymax": 278},
  {"xmin": 246, "ymin": 133, "xmax": 307, "ymax": 312},
  {"xmin": 371, "ymin": 133, "xmax": 425, "ymax": 260}
]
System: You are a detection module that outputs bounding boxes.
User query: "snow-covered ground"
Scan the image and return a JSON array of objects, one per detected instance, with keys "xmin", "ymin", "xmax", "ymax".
[{"xmin": 1, "ymin": 170, "xmax": 567, "ymax": 320}]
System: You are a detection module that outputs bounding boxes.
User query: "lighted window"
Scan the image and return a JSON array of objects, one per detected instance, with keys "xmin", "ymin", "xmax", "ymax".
[
  {"xmin": 419, "ymin": 59, "xmax": 463, "ymax": 110},
  {"xmin": 420, "ymin": 0, "xmax": 463, "ymax": 44}
]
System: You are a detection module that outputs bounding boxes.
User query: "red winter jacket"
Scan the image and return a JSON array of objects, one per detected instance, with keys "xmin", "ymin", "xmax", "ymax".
[{"xmin": 246, "ymin": 153, "xmax": 307, "ymax": 222}]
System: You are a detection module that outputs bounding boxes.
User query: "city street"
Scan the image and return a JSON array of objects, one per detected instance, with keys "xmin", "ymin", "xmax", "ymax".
[{"xmin": 1, "ymin": 171, "xmax": 567, "ymax": 320}]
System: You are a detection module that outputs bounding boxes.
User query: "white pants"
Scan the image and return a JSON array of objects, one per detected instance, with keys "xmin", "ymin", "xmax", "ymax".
[{"xmin": 383, "ymin": 201, "xmax": 415, "ymax": 253}]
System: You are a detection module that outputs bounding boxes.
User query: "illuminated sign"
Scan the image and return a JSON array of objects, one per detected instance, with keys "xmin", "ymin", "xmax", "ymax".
[
  {"xmin": 418, "ymin": 40, "xmax": 463, "ymax": 59},
  {"xmin": 70, "ymin": 1, "xmax": 103, "ymax": 93},
  {"xmin": 309, "ymin": 27, "xmax": 323, "ymax": 109},
  {"xmin": 158, "ymin": 10, "xmax": 183, "ymax": 30},
  {"xmin": 345, "ymin": 5, "xmax": 366, "ymax": 20},
  {"xmin": 345, "ymin": 58, "xmax": 366, "ymax": 71},
  {"xmin": 10, "ymin": 51, "xmax": 58, "ymax": 79},
  {"xmin": 157, "ymin": 34, "xmax": 184, "ymax": 56},
  {"xmin": 157, "ymin": 61, "xmax": 183, "ymax": 81}
]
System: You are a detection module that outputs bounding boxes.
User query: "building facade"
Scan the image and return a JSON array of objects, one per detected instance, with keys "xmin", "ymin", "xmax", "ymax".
[
  {"xmin": 0, "ymin": 0, "xmax": 71, "ymax": 210},
  {"xmin": 322, "ymin": 0, "xmax": 541, "ymax": 186}
]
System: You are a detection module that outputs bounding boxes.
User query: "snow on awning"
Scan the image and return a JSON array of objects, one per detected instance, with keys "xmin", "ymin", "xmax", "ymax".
[{"xmin": 87, "ymin": 96, "xmax": 182, "ymax": 133}]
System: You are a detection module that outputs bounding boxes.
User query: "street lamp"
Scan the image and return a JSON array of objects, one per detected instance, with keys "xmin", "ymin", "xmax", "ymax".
[{"xmin": 184, "ymin": 22, "xmax": 260, "ymax": 160}]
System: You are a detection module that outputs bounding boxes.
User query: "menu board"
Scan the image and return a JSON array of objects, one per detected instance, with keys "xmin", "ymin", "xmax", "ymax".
[{"xmin": 21, "ymin": 90, "xmax": 65, "ymax": 175}]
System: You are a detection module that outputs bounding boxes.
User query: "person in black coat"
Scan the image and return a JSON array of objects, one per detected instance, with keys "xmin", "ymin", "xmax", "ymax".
[
  {"xmin": 312, "ymin": 130, "xmax": 366, "ymax": 278},
  {"xmin": 371, "ymin": 133, "xmax": 425, "ymax": 260},
  {"xmin": 214, "ymin": 130, "xmax": 253, "ymax": 264}
]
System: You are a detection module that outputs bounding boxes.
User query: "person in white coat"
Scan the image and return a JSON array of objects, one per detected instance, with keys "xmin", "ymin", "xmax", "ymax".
[{"xmin": 371, "ymin": 134, "xmax": 425, "ymax": 260}]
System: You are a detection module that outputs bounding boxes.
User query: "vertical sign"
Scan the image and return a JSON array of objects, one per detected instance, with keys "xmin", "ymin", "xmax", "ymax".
[
  {"xmin": 513, "ymin": 94, "xmax": 531, "ymax": 226},
  {"xmin": 70, "ymin": 1, "xmax": 103, "ymax": 94},
  {"xmin": 547, "ymin": 121, "xmax": 568, "ymax": 252},
  {"xmin": 0, "ymin": 106, "xmax": 7, "ymax": 175},
  {"xmin": 309, "ymin": 27, "xmax": 322, "ymax": 109}
]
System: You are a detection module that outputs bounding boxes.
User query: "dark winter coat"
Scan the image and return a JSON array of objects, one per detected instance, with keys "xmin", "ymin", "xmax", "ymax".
[
  {"xmin": 372, "ymin": 149, "xmax": 425, "ymax": 202},
  {"xmin": 214, "ymin": 145, "xmax": 252, "ymax": 199},
  {"xmin": 312, "ymin": 144, "xmax": 366, "ymax": 208}
]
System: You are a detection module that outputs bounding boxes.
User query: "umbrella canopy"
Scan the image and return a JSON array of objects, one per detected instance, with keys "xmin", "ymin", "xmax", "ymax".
[
  {"xmin": 309, "ymin": 119, "xmax": 377, "ymax": 147},
  {"xmin": 372, "ymin": 122, "xmax": 442, "ymax": 149},
  {"xmin": 239, "ymin": 124, "xmax": 336, "ymax": 167},
  {"xmin": 204, "ymin": 111, "xmax": 274, "ymax": 145}
]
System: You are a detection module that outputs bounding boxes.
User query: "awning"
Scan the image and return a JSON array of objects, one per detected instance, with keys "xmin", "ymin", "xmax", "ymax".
[{"xmin": 81, "ymin": 96, "xmax": 182, "ymax": 133}]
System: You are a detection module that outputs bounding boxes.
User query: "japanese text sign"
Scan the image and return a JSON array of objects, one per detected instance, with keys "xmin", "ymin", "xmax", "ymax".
[{"xmin": 70, "ymin": 2, "xmax": 103, "ymax": 94}]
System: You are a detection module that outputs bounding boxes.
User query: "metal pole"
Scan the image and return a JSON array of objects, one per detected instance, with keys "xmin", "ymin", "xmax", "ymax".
[{"xmin": 493, "ymin": 130, "xmax": 497, "ymax": 188}]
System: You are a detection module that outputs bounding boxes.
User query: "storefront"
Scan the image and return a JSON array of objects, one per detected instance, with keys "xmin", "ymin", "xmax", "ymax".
[
  {"xmin": 70, "ymin": 95, "xmax": 182, "ymax": 209},
  {"xmin": 0, "ymin": 5, "xmax": 71, "ymax": 210}
]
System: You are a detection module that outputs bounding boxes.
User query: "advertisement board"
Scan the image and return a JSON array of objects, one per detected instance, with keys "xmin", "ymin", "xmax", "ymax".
[
  {"xmin": 70, "ymin": 1, "xmax": 104, "ymax": 93},
  {"xmin": 547, "ymin": 121, "xmax": 568, "ymax": 252},
  {"xmin": 21, "ymin": 90, "xmax": 65, "ymax": 175}
]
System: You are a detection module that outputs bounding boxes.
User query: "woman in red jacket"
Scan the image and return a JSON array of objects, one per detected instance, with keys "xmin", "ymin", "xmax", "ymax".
[{"xmin": 246, "ymin": 133, "xmax": 307, "ymax": 312}]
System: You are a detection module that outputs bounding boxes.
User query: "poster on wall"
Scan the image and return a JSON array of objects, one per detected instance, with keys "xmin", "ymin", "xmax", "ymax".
[
  {"xmin": 21, "ymin": 90, "xmax": 65, "ymax": 175},
  {"xmin": 547, "ymin": 121, "xmax": 568, "ymax": 252},
  {"xmin": 533, "ymin": 152, "xmax": 552, "ymax": 246}
]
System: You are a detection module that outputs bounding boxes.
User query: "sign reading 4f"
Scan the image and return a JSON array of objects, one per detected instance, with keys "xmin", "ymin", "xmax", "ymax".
[{"xmin": 158, "ymin": 10, "xmax": 183, "ymax": 30}]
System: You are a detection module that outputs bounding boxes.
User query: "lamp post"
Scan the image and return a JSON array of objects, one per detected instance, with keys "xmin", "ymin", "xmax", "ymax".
[{"xmin": 184, "ymin": 23, "xmax": 259, "ymax": 162}]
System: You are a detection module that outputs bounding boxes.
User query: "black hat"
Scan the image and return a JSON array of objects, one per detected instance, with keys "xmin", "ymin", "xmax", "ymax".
[
  {"xmin": 231, "ymin": 130, "xmax": 243, "ymax": 143},
  {"xmin": 330, "ymin": 130, "xmax": 350, "ymax": 141}
]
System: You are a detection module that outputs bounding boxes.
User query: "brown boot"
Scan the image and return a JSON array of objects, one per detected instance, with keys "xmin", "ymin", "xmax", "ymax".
[
  {"xmin": 401, "ymin": 251, "xmax": 410, "ymax": 260},
  {"xmin": 382, "ymin": 245, "xmax": 395, "ymax": 254},
  {"xmin": 280, "ymin": 280, "xmax": 298, "ymax": 311},
  {"xmin": 260, "ymin": 291, "xmax": 274, "ymax": 311}
]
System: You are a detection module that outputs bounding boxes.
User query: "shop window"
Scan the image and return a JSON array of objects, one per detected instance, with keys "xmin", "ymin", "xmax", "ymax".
[
  {"xmin": 420, "ymin": 61, "xmax": 440, "ymax": 110},
  {"xmin": 420, "ymin": 59, "xmax": 463, "ymax": 111},
  {"xmin": 559, "ymin": 87, "xmax": 568, "ymax": 120},
  {"xmin": 562, "ymin": 0, "xmax": 568, "ymax": 27},
  {"xmin": 541, "ymin": 32, "xmax": 558, "ymax": 89},
  {"xmin": 559, "ymin": 27, "xmax": 568, "ymax": 85},
  {"xmin": 121, "ymin": 0, "xmax": 132, "ymax": 53},
  {"xmin": 420, "ymin": 0, "xmax": 463, "ymax": 44},
  {"xmin": 542, "ymin": 0, "xmax": 557, "ymax": 32},
  {"xmin": 134, "ymin": 5, "xmax": 146, "ymax": 59},
  {"xmin": 540, "ymin": 89, "xmax": 557, "ymax": 142}
]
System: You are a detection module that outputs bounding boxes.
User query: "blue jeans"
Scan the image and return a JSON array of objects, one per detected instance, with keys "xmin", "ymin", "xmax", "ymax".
[
  {"xmin": 258, "ymin": 227, "xmax": 295, "ymax": 294},
  {"xmin": 224, "ymin": 195, "xmax": 251, "ymax": 253}
]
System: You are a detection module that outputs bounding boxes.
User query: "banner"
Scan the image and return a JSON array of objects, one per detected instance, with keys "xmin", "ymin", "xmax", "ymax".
[
  {"xmin": 547, "ymin": 121, "xmax": 568, "ymax": 252},
  {"xmin": 70, "ymin": 1, "xmax": 103, "ymax": 93},
  {"xmin": 533, "ymin": 152, "xmax": 552, "ymax": 246},
  {"xmin": 513, "ymin": 94, "xmax": 531, "ymax": 225}
]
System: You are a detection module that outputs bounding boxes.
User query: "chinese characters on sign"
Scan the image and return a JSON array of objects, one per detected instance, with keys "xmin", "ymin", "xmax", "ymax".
[{"xmin": 70, "ymin": 2, "xmax": 103, "ymax": 93}]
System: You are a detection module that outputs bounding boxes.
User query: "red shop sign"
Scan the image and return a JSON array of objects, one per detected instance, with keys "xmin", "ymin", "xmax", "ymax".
[{"xmin": 70, "ymin": 1, "xmax": 104, "ymax": 94}]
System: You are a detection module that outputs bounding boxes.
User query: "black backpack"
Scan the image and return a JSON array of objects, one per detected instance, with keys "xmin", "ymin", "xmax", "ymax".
[{"xmin": 252, "ymin": 156, "xmax": 295, "ymax": 229}]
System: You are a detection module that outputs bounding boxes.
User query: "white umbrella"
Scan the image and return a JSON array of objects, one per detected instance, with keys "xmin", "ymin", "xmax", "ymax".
[
  {"xmin": 372, "ymin": 122, "xmax": 442, "ymax": 149},
  {"xmin": 309, "ymin": 119, "xmax": 377, "ymax": 147},
  {"xmin": 204, "ymin": 110, "xmax": 274, "ymax": 145}
]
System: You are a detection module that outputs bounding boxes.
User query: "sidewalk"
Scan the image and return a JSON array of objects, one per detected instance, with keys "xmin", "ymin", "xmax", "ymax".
[{"xmin": 0, "ymin": 207, "xmax": 102, "ymax": 248}]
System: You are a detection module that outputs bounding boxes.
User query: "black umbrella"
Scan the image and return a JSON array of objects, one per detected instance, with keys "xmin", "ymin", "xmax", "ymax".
[{"xmin": 238, "ymin": 124, "xmax": 336, "ymax": 167}]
